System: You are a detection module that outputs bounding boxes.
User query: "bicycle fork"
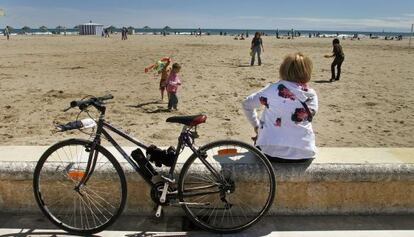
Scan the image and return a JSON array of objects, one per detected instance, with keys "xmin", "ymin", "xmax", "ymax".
[{"xmin": 73, "ymin": 139, "xmax": 101, "ymax": 194}]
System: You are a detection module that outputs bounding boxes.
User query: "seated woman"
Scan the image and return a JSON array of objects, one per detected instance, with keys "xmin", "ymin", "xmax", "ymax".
[{"xmin": 241, "ymin": 52, "xmax": 318, "ymax": 163}]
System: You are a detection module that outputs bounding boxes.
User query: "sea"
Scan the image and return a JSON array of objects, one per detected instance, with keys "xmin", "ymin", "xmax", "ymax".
[{"xmin": 2, "ymin": 28, "xmax": 412, "ymax": 38}]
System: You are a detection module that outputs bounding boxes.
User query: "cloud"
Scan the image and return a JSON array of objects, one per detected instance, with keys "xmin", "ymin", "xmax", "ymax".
[{"xmin": 234, "ymin": 14, "xmax": 414, "ymax": 31}]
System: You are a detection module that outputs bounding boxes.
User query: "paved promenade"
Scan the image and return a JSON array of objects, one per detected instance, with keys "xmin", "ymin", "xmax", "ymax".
[{"xmin": 0, "ymin": 213, "xmax": 413, "ymax": 236}]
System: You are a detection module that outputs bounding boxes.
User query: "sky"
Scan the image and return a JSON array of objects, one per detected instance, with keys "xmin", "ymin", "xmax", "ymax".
[{"xmin": 1, "ymin": 0, "xmax": 413, "ymax": 32}]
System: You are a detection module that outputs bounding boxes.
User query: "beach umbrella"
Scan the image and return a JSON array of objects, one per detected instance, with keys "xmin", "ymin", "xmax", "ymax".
[
  {"xmin": 127, "ymin": 26, "xmax": 135, "ymax": 34},
  {"xmin": 39, "ymin": 26, "xmax": 48, "ymax": 32},
  {"xmin": 73, "ymin": 25, "xmax": 79, "ymax": 29},
  {"xmin": 143, "ymin": 26, "xmax": 151, "ymax": 29},
  {"xmin": 163, "ymin": 26, "xmax": 171, "ymax": 30},
  {"xmin": 104, "ymin": 25, "xmax": 117, "ymax": 34},
  {"xmin": 21, "ymin": 26, "xmax": 31, "ymax": 33},
  {"xmin": 56, "ymin": 25, "xmax": 64, "ymax": 32},
  {"xmin": 106, "ymin": 25, "xmax": 116, "ymax": 31}
]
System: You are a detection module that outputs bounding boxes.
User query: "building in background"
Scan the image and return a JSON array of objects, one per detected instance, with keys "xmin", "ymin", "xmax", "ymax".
[{"xmin": 78, "ymin": 22, "xmax": 103, "ymax": 36}]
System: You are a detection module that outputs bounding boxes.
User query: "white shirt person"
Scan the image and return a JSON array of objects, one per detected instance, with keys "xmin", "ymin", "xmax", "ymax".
[{"xmin": 242, "ymin": 53, "xmax": 318, "ymax": 162}]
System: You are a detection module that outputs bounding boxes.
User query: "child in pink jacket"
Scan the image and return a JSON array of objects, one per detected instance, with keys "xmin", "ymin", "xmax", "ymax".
[{"xmin": 166, "ymin": 63, "xmax": 182, "ymax": 111}]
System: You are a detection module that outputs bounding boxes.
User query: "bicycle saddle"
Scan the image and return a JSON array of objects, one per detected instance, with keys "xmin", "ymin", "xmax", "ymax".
[{"xmin": 166, "ymin": 114, "xmax": 207, "ymax": 126}]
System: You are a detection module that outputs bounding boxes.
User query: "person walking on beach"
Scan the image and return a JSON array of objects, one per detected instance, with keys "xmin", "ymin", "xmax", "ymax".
[
  {"xmin": 242, "ymin": 52, "xmax": 318, "ymax": 163},
  {"xmin": 325, "ymin": 38, "xmax": 345, "ymax": 82},
  {"xmin": 4, "ymin": 26, "xmax": 10, "ymax": 40},
  {"xmin": 251, "ymin": 32, "xmax": 264, "ymax": 66},
  {"xmin": 121, "ymin": 27, "xmax": 128, "ymax": 40},
  {"xmin": 166, "ymin": 63, "xmax": 182, "ymax": 111}
]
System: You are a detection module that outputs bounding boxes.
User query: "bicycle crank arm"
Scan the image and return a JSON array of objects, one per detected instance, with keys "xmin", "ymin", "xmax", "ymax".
[
  {"xmin": 159, "ymin": 183, "xmax": 169, "ymax": 203},
  {"xmin": 155, "ymin": 205, "xmax": 163, "ymax": 218}
]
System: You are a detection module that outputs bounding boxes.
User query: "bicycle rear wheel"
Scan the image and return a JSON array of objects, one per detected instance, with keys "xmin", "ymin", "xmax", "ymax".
[
  {"xmin": 33, "ymin": 139, "xmax": 127, "ymax": 235},
  {"xmin": 178, "ymin": 140, "xmax": 276, "ymax": 233}
]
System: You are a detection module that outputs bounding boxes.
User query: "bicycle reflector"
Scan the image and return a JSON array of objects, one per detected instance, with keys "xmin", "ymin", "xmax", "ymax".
[
  {"xmin": 67, "ymin": 170, "xmax": 85, "ymax": 180},
  {"xmin": 217, "ymin": 148, "xmax": 238, "ymax": 156}
]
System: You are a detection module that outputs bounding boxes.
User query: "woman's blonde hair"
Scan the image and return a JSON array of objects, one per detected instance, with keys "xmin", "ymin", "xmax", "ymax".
[{"xmin": 279, "ymin": 53, "xmax": 313, "ymax": 83}]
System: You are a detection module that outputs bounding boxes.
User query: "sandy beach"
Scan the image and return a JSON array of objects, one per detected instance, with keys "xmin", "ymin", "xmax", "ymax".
[{"xmin": 0, "ymin": 34, "xmax": 413, "ymax": 147}]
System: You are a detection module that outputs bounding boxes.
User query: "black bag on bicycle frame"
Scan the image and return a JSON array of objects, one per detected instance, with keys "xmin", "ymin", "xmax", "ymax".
[
  {"xmin": 131, "ymin": 148, "xmax": 158, "ymax": 180},
  {"xmin": 146, "ymin": 145, "xmax": 176, "ymax": 167}
]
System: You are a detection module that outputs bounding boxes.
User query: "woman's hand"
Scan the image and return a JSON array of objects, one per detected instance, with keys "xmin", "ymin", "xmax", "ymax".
[{"xmin": 251, "ymin": 126, "xmax": 259, "ymax": 143}]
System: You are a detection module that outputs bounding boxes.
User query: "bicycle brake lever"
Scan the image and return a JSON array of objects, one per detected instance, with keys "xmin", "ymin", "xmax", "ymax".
[{"xmin": 63, "ymin": 106, "xmax": 72, "ymax": 112}]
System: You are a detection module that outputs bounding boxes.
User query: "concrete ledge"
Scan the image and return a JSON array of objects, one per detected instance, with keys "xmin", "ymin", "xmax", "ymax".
[{"xmin": 0, "ymin": 146, "xmax": 413, "ymax": 215}]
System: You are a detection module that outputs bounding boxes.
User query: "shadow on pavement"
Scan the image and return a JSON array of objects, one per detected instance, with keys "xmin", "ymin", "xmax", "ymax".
[{"xmin": 0, "ymin": 213, "xmax": 413, "ymax": 236}]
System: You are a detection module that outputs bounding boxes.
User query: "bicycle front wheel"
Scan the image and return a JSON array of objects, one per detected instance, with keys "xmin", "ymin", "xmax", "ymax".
[
  {"xmin": 178, "ymin": 140, "xmax": 276, "ymax": 233},
  {"xmin": 33, "ymin": 139, "xmax": 127, "ymax": 235}
]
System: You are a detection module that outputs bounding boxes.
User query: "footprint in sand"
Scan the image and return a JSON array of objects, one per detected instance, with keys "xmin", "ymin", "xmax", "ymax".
[{"xmin": 365, "ymin": 102, "xmax": 377, "ymax": 107}]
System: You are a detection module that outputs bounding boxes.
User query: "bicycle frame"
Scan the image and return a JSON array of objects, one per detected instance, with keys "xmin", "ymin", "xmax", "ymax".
[
  {"xmin": 35, "ymin": 96, "xmax": 276, "ymax": 234},
  {"xmin": 77, "ymin": 113, "xmax": 224, "ymax": 191}
]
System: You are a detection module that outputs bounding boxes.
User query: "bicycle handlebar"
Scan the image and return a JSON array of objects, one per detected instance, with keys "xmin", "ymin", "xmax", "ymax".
[{"xmin": 64, "ymin": 94, "xmax": 114, "ymax": 112}]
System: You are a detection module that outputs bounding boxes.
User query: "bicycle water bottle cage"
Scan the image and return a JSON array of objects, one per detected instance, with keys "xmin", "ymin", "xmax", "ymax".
[
  {"xmin": 146, "ymin": 145, "xmax": 176, "ymax": 167},
  {"xmin": 131, "ymin": 148, "xmax": 158, "ymax": 179}
]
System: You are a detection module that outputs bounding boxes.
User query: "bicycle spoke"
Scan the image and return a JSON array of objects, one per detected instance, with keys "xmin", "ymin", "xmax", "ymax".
[
  {"xmin": 34, "ymin": 140, "xmax": 126, "ymax": 234},
  {"xmin": 83, "ymin": 191, "xmax": 110, "ymax": 224},
  {"xmin": 83, "ymin": 186, "xmax": 118, "ymax": 211},
  {"xmin": 179, "ymin": 141, "xmax": 275, "ymax": 232}
]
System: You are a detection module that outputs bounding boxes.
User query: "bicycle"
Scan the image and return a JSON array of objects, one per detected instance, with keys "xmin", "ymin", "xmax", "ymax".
[{"xmin": 33, "ymin": 94, "xmax": 276, "ymax": 235}]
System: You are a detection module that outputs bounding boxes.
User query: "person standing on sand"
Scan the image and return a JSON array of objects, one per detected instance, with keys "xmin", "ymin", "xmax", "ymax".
[
  {"xmin": 325, "ymin": 38, "xmax": 345, "ymax": 82},
  {"xmin": 121, "ymin": 27, "xmax": 128, "ymax": 40},
  {"xmin": 251, "ymin": 32, "xmax": 264, "ymax": 66},
  {"xmin": 242, "ymin": 52, "xmax": 318, "ymax": 163},
  {"xmin": 4, "ymin": 26, "xmax": 10, "ymax": 40},
  {"xmin": 166, "ymin": 63, "xmax": 182, "ymax": 111}
]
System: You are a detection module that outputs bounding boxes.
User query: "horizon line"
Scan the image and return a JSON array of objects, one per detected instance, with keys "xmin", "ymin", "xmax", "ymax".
[{"xmin": 2, "ymin": 26, "xmax": 413, "ymax": 33}]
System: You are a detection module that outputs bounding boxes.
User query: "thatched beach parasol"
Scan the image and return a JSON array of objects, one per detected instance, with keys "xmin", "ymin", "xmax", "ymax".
[
  {"xmin": 39, "ymin": 26, "xmax": 48, "ymax": 32},
  {"xmin": 21, "ymin": 26, "xmax": 31, "ymax": 33}
]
